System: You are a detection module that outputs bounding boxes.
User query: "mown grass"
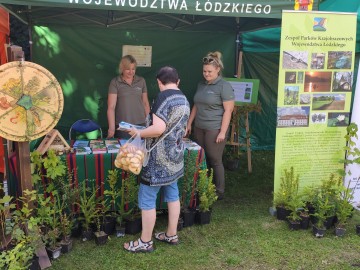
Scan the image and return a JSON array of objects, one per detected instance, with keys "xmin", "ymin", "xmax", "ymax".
[{"xmin": 50, "ymin": 150, "xmax": 360, "ymax": 270}]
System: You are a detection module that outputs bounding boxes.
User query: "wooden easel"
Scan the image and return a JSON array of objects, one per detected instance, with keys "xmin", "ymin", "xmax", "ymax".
[{"xmin": 228, "ymin": 51, "xmax": 252, "ymax": 173}]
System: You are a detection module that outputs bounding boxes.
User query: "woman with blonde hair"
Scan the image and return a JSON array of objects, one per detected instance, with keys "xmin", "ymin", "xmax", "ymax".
[
  {"xmin": 186, "ymin": 51, "xmax": 235, "ymax": 200},
  {"xmin": 107, "ymin": 55, "xmax": 150, "ymax": 139}
]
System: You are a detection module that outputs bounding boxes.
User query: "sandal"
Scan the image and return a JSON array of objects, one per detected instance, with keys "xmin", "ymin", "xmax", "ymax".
[
  {"xmin": 154, "ymin": 232, "xmax": 179, "ymax": 245},
  {"xmin": 123, "ymin": 238, "xmax": 154, "ymax": 253}
]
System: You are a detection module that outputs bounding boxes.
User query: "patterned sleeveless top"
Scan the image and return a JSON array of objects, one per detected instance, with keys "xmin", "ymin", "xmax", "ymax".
[{"xmin": 141, "ymin": 89, "xmax": 190, "ymax": 186}]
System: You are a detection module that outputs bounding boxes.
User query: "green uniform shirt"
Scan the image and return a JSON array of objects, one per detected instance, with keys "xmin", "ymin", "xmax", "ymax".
[
  {"xmin": 108, "ymin": 75, "xmax": 147, "ymax": 126},
  {"xmin": 193, "ymin": 76, "xmax": 234, "ymax": 130}
]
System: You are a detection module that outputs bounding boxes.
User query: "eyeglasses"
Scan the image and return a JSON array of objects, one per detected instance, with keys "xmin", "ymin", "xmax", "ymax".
[{"xmin": 203, "ymin": 57, "xmax": 217, "ymax": 64}]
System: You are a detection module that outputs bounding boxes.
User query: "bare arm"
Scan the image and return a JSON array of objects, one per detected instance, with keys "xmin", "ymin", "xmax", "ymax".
[
  {"xmin": 128, "ymin": 114, "xmax": 166, "ymax": 138},
  {"xmin": 142, "ymin": 92, "xmax": 151, "ymax": 116},
  {"xmin": 107, "ymin": 93, "xmax": 117, "ymax": 138},
  {"xmin": 216, "ymin": 100, "xmax": 234, "ymax": 143},
  {"xmin": 186, "ymin": 105, "xmax": 197, "ymax": 136}
]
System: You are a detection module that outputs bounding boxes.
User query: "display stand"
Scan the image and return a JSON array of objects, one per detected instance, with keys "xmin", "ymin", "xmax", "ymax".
[
  {"xmin": 228, "ymin": 51, "xmax": 252, "ymax": 173},
  {"xmin": 228, "ymin": 108, "xmax": 252, "ymax": 173}
]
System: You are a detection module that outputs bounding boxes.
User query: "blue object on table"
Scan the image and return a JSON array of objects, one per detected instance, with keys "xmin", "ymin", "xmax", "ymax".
[{"xmin": 68, "ymin": 119, "xmax": 103, "ymax": 140}]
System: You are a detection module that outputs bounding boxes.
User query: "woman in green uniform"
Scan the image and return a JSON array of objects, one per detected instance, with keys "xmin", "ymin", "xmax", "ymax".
[{"xmin": 186, "ymin": 51, "xmax": 235, "ymax": 200}]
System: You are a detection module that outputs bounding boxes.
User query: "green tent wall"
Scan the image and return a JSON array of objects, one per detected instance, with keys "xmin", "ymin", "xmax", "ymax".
[
  {"xmin": 1, "ymin": 0, "xmax": 329, "ymax": 149},
  {"xmin": 31, "ymin": 25, "xmax": 236, "ymax": 139}
]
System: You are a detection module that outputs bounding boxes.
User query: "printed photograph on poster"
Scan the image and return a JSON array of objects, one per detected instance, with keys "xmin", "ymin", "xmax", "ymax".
[
  {"xmin": 297, "ymin": 71, "xmax": 304, "ymax": 83},
  {"xmin": 327, "ymin": 112, "xmax": 350, "ymax": 127},
  {"xmin": 285, "ymin": 72, "xmax": 296, "ymax": 83},
  {"xmin": 304, "ymin": 71, "xmax": 332, "ymax": 92},
  {"xmin": 312, "ymin": 94, "xmax": 345, "ymax": 110},
  {"xmin": 327, "ymin": 51, "xmax": 352, "ymax": 69},
  {"xmin": 284, "ymin": 86, "xmax": 299, "ymax": 105},
  {"xmin": 310, "ymin": 53, "xmax": 325, "ymax": 69},
  {"xmin": 311, "ymin": 113, "xmax": 326, "ymax": 124},
  {"xmin": 300, "ymin": 94, "xmax": 311, "ymax": 104},
  {"xmin": 282, "ymin": 51, "xmax": 308, "ymax": 69},
  {"xmin": 332, "ymin": 72, "xmax": 353, "ymax": 92},
  {"xmin": 276, "ymin": 106, "xmax": 309, "ymax": 128}
]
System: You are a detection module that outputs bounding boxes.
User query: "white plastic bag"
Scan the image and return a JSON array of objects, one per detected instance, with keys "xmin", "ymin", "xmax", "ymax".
[{"xmin": 114, "ymin": 133, "xmax": 146, "ymax": 175}]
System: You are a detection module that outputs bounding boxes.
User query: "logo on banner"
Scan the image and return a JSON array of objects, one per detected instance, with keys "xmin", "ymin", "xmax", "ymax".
[{"xmin": 313, "ymin": 18, "xmax": 327, "ymax": 31}]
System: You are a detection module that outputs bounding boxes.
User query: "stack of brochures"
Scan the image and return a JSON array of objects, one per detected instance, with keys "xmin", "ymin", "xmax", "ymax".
[
  {"xmin": 75, "ymin": 146, "xmax": 92, "ymax": 155},
  {"xmin": 118, "ymin": 121, "xmax": 146, "ymax": 131},
  {"xmin": 73, "ymin": 140, "xmax": 89, "ymax": 148},
  {"xmin": 73, "ymin": 140, "xmax": 92, "ymax": 155},
  {"xmin": 90, "ymin": 139, "xmax": 107, "ymax": 154},
  {"xmin": 105, "ymin": 139, "xmax": 120, "ymax": 154},
  {"xmin": 183, "ymin": 138, "xmax": 201, "ymax": 150}
]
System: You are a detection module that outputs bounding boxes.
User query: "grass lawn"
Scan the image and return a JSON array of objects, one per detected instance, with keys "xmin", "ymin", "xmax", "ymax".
[{"xmin": 50, "ymin": 150, "xmax": 360, "ymax": 270}]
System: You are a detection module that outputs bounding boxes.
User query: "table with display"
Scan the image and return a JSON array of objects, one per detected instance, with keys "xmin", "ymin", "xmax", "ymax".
[{"xmin": 8, "ymin": 139, "xmax": 206, "ymax": 209}]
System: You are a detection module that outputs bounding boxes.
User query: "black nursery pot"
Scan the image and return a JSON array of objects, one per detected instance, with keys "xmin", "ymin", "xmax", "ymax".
[
  {"xmin": 182, "ymin": 208, "xmax": 196, "ymax": 227},
  {"xmin": 125, "ymin": 217, "xmax": 142, "ymax": 235},
  {"xmin": 94, "ymin": 232, "xmax": 108, "ymax": 245},
  {"xmin": 312, "ymin": 225, "xmax": 326, "ymax": 238},
  {"xmin": 288, "ymin": 220, "xmax": 301, "ymax": 230},
  {"xmin": 300, "ymin": 215, "xmax": 310, "ymax": 230},
  {"xmin": 60, "ymin": 239, "xmax": 73, "ymax": 253},
  {"xmin": 356, "ymin": 225, "xmax": 360, "ymax": 235},
  {"xmin": 276, "ymin": 206, "xmax": 291, "ymax": 221},
  {"xmin": 115, "ymin": 225, "xmax": 126, "ymax": 237},
  {"xmin": 82, "ymin": 228, "xmax": 94, "ymax": 241},
  {"xmin": 324, "ymin": 216, "xmax": 336, "ymax": 229},
  {"xmin": 71, "ymin": 220, "xmax": 82, "ymax": 238},
  {"xmin": 335, "ymin": 227, "xmax": 346, "ymax": 237},
  {"xmin": 195, "ymin": 210, "xmax": 211, "ymax": 225},
  {"xmin": 28, "ymin": 255, "xmax": 41, "ymax": 270},
  {"xmin": 46, "ymin": 245, "xmax": 62, "ymax": 260},
  {"xmin": 102, "ymin": 216, "xmax": 116, "ymax": 236}
]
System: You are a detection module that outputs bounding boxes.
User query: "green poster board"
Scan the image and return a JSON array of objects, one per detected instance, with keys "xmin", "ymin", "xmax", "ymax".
[{"xmin": 224, "ymin": 78, "xmax": 260, "ymax": 105}]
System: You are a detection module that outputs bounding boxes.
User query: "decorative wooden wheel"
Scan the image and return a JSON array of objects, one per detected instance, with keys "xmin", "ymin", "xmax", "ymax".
[{"xmin": 0, "ymin": 61, "xmax": 64, "ymax": 141}]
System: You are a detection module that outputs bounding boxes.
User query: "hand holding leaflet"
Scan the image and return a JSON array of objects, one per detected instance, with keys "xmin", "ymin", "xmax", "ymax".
[{"xmin": 118, "ymin": 121, "xmax": 146, "ymax": 131}]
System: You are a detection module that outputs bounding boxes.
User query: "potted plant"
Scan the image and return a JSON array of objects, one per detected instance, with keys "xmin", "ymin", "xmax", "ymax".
[
  {"xmin": 273, "ymin": 167, "xmax": 299, "ymax": 220},
  {"xmin": 195, "ymin": 169, "xmax": 218, "ymax": 225},
  {"xmin": 93, "ymin": 209, "xmax": 108, "ymax": 245},
  {"xmin": 318, "ymin": 174, "xmax": 342, "ymax": 229},
  {"xmin": 76, "ymin": 182, "xmax": 99, "ymax": 241},
  {"xmin": 120, "ymin": 173, "xmax": 141, "ymax": 235},
  {"xmin": 0, "ymin": 184, "xmax": 15, "ymax": 251},
  {"xmin": 30, "ymin": 149, "xmax": 67, "ymax": 192},
  {"xmin": 286, "ymin": 194, "xmax": 304, "ymax": 230},
  {"xmin": 334, "ymin": 182, "xmax": 354, "ymax": 237},
  {"xmin": 0, "ymin": 228, "xmax": 41, "ymax": 270},
  {"xmin": 180, "ymin": 150, "xmax": 199, "ymax": 228},
  {"xmin": 48, "ymin": 170, "xmax": 80, "ymax": 253},
  {"xmin": 42, "ymin": 194, "xmax": 62, "ymax": 260},
  {"xmin": 103, "ymin": 169, "xmax": 122, "ymax": 236},
  {"xmin": 9, "ymin": 189, "xmax": 44, "ymax": 269},
  {"xmin": 299, "ymin": 209, "xmax": 310, "ymax": 230},
  {"xmin": 311, "ymin": 189, "xmax": 335, "ymax": 238},
  {"xmin": 340, "ymin": 123, "xmax": 360, "ymax": 235}
]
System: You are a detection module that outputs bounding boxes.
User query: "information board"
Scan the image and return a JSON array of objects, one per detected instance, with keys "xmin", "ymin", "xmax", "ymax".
[
  {"xmin": 122, "ymin": 45, "xmax": 152, "ymax": 67},
  {"xmin": 224, "ymin": 78, "xmax": 259, "ymax": 105}
]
